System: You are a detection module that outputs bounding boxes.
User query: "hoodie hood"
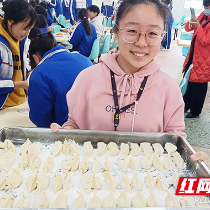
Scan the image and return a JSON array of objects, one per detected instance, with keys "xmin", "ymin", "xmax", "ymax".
[
  {"xmin": 90, "ymin": 15, "xmax": 103, "ymax": 25},
  {"xmin": 100, "ymin": 50, "xmax": 162, "ymax": 107}
]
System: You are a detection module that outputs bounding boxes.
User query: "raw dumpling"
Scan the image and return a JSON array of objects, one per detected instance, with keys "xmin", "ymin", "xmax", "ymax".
[
  {"xmin": 32, "ymin": 191, "xmax": 50, "ymax": 208},
  {"xmin": 71, "ymin": 192, "xmax": 86, "ymax": 208},
  {"xmin": 83, "ymin": 141, "xmax": 93, "ymax": 157},
  {"xmin": 146, "ymin": 190, "xmax": 160, "ymax": 207},
  {"xmin": 51, "ymin": 141, "xmax": 62, "ymax": 156},
  {"xmin": 61, "ymin": 156, "xmax": 80, "ymax": 172},
  {"xmin": 13, "ymin": 192, "xmax": 28, "ymax": 208},
  {"xmin": 29, "ymin": 152, "xmax": 41, "ymax": 171},
  {"xmin": 130, "ymin": 143, "xmax": 141, "ymax": 156},
  {"xmin": 71, "ymin": 141, "xmax": 80, "ymax": 157},
  {"xmin": 152, "ymin": 153, "xmax": 164, "ymax": 171},
  {"xmin": 20, "ymin": 138, "xmax": 32, "ymax": 155},
  {"xmin": 129, "ymin": 156, "xmax": 138, "ymax": 170},
  {"xmin": 80, "ymin": 173, "xmax": 93, "ymax": 193},
  {"xmin": 51, "ymin": 171, "xmax": 63, "ymax": 194},
  {"xmin": 3, "ymin": 139, "xmax": 16, "ymax": 153},
  {"xmin": 43, "ymin": 156, "xmax": 54, "ymax": 173},
  {"xmin": 140, "ymin": 142, "xmax": 153, "ymax": 155},
  {"xmin": 25, "ymin": 170, "xmax": 37, "ymax": 192},
  {"xmin": 140, "ymin": 153, "xmax": 153, "ymax": 169},
  {"xmin": 165, "ymin": 190, "xmax": 180, "ymax": 207},
  {"xmin": 102, "ymin": 171, "xmax": 117, "ymax": 192},
  {"xmin": 144, "ymin": 171, "xmax": 154, "ymax": 190},
  {"xmin": 173, "ymin": 151, "xmax": 184, "ymax": 170},
  {"xmin": 152, "ymin": 143, "xmax": 164, "ymax": 156},
  {"xmin": 88, "ymin": 194, "xmax": 101, "ymax": 208},
  {"xmin": 0, "ymin": 193, "xmax": 14, "ymax": 208},
  {"xmin": 163, "ymin": 154, "xmax": 173, "ymax": 171},
  {"xmin": 19, "ymin": 153, "xmax": 29, "ymax": 170},
  {"xmin": 172, "ymin": 172, "xmax": 179, "ymax": 188},
  {"xmin": 117, "ymin": 154, "xmax": 129, "ymax": 171},
  {"xmin": 37, "ymin": 171, "xmax": 50, "ymax": 192},
  {"xmin": 96, "ymin": 142, "xmax": 107, "ymax": 156},
  {"xmin": 120, "ymin": 143, "xmax": 129, "ymax": 155},
  {"xmin": 165, "ymin": 142, "xmax": 177, "ymax": 155},
  {"xmin": 156, "ymin": 174, "xmax": 169, "ymax": 191},
  {"xmin": 120, "ymin": 172, "xmax": 132, "ymax": 193},
  {"xmin": 28, "ymin": 142, "xmax": 41, "ymax": 157},
  {"xmin": 0, "ymin": 170, "xmax": 6, "ymax": 190},
  {"xmin": 63, "ymin": 171, "xmax": 71, "ymax": 192},
  {"xmin": 51, "ymin": 191, "xmax": 68, "ymax": 208},
  {"xmin": 131, "ymin": 171, "xmax": 143, "ymax": 191},
  {"xmin": 62, "ymin": 139, "xmax": 71, "ymax": 155},
  {"xmin": 107, "ymin": 142, "xmax": 119, "ymax": 156},
  {"xmin": 195, "ymin": 196, "xmax": 210, "ymax": 207},
  {"xmin": 92, "ymin": 157, "xmax": 101, "ymax": 173},
  {"xmin": 79, "ymin": 156, "xmax": 89, "ymax": 174},
  {"xmin": 131, "ymin": 191, "xmax": 146, "ymax": 207},
  {"xmin": 0, "ymin": 152, "xmax": 15, "ymax": 172},
  {"xmin": 104, "ymin": 156, "xmax": 113, "ymax": 171},
  {"xmin": 7, "ymin": 168, "xmax": 23, "ymax": 189},
  {"xmin": 180, "ymin": 196, "xmax": 195, "ymax": 207},
  {"xmin": 92, "ymin": 174, "xmax": 102, "ymax": 190},
  {"xmin": 102, "ymin": 192, "xmax": 116, "ymax": 208},
  {"xmin": 117, "ymin": 191, "xmax": 131, "ymax": 207}
]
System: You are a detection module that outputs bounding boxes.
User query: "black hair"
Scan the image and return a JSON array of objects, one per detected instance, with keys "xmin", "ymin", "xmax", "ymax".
[
  {"xmin": 87, "ymin": 5, "xmax": 100, "ymax": 15},
  {"xmin": 164, "ymin": 0, "xmax": 172, "ymax": 5},
  {"xmin": 37, "ymin": 14, "xmax": 47, "ymax": 28},
  {"xmin": 2, "ymin": 1, "xmax": 9, "ymax": 7},
  {"xmin": 28, "ymin": 27, "xmax": 42, "ymax": 40},
  {"xmin": 39, "ymin": 2, "xmax": 53, "ymax": 18},
  {"xmin": 29, "ymin": 32, "xmax": 57, "ymax": 69},
  {"xmin": 29, "ymin": 1, "xmax": 37, "ymax": 8},
  {"xmin": 34, "ymin": 5, "xmax": 47, "ymax": 19},
  {"xmin": 2, "ymin": 0, "xmax": 38, "ymax": 31},
  {"xmin": 78, "ymin": 8, "xmax": 92, "ymax": 35},
  {"xmin": 203, "ymin": 0, "xmax": 210, "ymax": 7},
  {"xmin": 35, "ymin": 0, "xmax": 39, "ymax": 5},
  {"xmin": 115, "ymin": 0, "xmax": 171, "ymax": 31}
]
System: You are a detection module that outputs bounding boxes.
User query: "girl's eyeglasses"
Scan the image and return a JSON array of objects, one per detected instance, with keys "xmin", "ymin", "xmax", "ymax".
[{"xmin": 116, "ymin": 24, "xmax": 166, "ymax": 45}]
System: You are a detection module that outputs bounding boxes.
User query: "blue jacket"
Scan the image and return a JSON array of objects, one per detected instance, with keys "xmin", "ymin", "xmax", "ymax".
[
  {"xmin": 28, "ymin": 45, "xmax": 92, "ymax": 127},
  {"xmin": 101, "ymin": 0, "xmax": 114, "ymax": 17},
  {"xmin": 62, "ymin": 0, "xmax": 76, "ymax": 24},
  {"xmin": 0, "ymin": 35, "xmax": 27, "ymax": 109},
  {"xmin": 47, "ymin": 0, "xmax": 63, "ymax": 17},
  {"xmin": 47, "ymin": 11, "xmax": 54, "ymax": 26},
  {"xmin": 69, "ymin": 20, "xmax": 97, "ymax": 57}
]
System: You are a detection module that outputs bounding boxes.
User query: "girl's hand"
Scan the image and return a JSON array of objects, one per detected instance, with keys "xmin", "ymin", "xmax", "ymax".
[
  {"xmin": 191, "ymin": 152, "xmax": 208, "ymax": 162},
  {"xmin": 50, "ymin": 123, "xmax": 61, "ymax": 132},
  {"xmin": 189, "ymin": 17, "xmax": 200, "ymax": 28},
  {"xmin": 48, "ymin": 25, "xmax": 54, "ymax": 32}
]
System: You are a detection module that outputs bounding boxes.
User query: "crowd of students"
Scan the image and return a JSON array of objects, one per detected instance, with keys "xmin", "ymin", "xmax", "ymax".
[{"xmin": 0, "ymin": 0, "xmax": 208, "ymax": 163}]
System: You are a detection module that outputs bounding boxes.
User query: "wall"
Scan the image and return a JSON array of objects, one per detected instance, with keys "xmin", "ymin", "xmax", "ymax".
[{"xmin": 172, "ymin": 0, "xmax": 203, "ymax": 22}]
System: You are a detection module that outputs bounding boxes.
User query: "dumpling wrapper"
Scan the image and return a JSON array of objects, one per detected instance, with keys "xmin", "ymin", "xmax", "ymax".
[
  {"xmin": 102, "ymin": 192, "xmax": 116, "ymax": 208},
  {"xmin": 117, "ymin": 191, "xmax": 131, "ymax": 207},
  {"xmin": 131, "ymin": 191, "xmax": 147, "ymax": 207},
  {"xmin": 71, "ymin": 192, "xmax": 86, "ymax": 208}
]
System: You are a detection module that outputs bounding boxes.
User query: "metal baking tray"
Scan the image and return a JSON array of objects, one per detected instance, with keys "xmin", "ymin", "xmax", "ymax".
[{"xmin": 0, "ymin": 127, "xmax": 210, "ymax": 210}]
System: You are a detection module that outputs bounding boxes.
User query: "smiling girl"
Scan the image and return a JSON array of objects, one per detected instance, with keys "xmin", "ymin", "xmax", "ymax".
[
  {"xmin": 51, "ymin": 0, "xmax": 207, "ymax": 162},
  {"xmin": 0, "ymin": 0, "xmax": 38, "ymax": 109}
]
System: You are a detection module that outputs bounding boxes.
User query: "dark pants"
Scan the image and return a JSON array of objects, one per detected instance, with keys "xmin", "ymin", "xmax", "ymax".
[{"xmin": 183, "ymin": 81, "xmax": 208, "ymax": 116}]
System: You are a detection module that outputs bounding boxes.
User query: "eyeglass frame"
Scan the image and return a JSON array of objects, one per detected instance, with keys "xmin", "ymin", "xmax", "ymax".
[{"xmin": 115, "ymin": 24, "xmax": 166, "ymax": 46}]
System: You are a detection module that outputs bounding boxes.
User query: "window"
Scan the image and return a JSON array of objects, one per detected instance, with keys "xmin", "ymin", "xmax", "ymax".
[{"xmin": 184, "ymin": 0, "xmax": 203, "ymax": 9}]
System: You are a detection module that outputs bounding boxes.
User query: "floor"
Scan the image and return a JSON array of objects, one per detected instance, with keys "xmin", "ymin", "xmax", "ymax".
[{"xmin": 0, "ymin": 30, "xmax": 209, "ymax": 169}]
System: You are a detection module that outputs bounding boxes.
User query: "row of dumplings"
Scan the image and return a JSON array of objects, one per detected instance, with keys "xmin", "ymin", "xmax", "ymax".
[
  {"xmin": 0, "ymin": 189, "xmax": 197, "ymax": 208},
  {"xmin": 80, "ymin": 171, "xmax": 179, "ymax": 194}
]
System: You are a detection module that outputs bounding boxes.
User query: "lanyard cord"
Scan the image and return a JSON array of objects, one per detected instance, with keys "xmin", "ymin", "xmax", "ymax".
[{"xmin": 110, "ymin": 70, "xmax": 148, "ymax": 131}]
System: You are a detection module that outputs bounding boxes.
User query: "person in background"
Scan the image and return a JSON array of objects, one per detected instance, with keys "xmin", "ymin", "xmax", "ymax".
[
  {"xmin": 101, "ymin": 0, "xmax": 114, "ymax": 17},
  {"xmin": 28, "ymin": 32, "xmax": 92, "ymax": 127},
  {"xmin": 69, "ymin": 8, "xmax": 97, "ymax": 57},
  {"xmin": 87, "ymin": 5, "xmax": 104, "ymax": 38},
  {"xmin": 0, "ymin": 0, "xmax": 37, "ymax": 109},
  {"xmin": 62, "ymin": 0, "xmax": 76, "ymax": 25},
  {"xmin": 37, "ymin": 14, "xmax": 49, "ymax": 33},
  {"xmin": 28, "ymin": 27, "xmax": 42, "ymax": 41},
  {"xmin": 39, "ymin": 2, "xmax": 54, "ymax": 26},
  {"xmin": 29, "ymin": 1, "xmax": 37, "ymax": 8},
  {"xmin": 51, "ymin": 0, "xmax": 208, "ymax": 163},
  {"xmin": 74, "ymin": 0, "xmax": 86, "ymax": 22},
  {"xmin": 45, "ymin": 0, "xmax": 63, "ymax": 18},
  {"xmin": 183, "ymin": 0, "xmax": 210, "ymax": 118},
  {"xmin": 160, "ymin": 0, "xmax": 173, "ymax": 50}
]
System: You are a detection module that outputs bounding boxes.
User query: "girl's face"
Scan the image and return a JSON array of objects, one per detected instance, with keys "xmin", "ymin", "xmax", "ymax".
[
  {"xmin": 7, "ymin": 18, "xmax": 33, "ymax": 41},
  {"xmin": 115, "ymin": 4, "xmax": 165, "ymax": 74}
]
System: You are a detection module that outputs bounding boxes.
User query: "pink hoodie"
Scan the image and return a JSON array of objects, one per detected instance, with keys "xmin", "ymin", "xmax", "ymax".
[{"xmin": 63, "ymin": 51, "xmax": 186, "ymax": 138}]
